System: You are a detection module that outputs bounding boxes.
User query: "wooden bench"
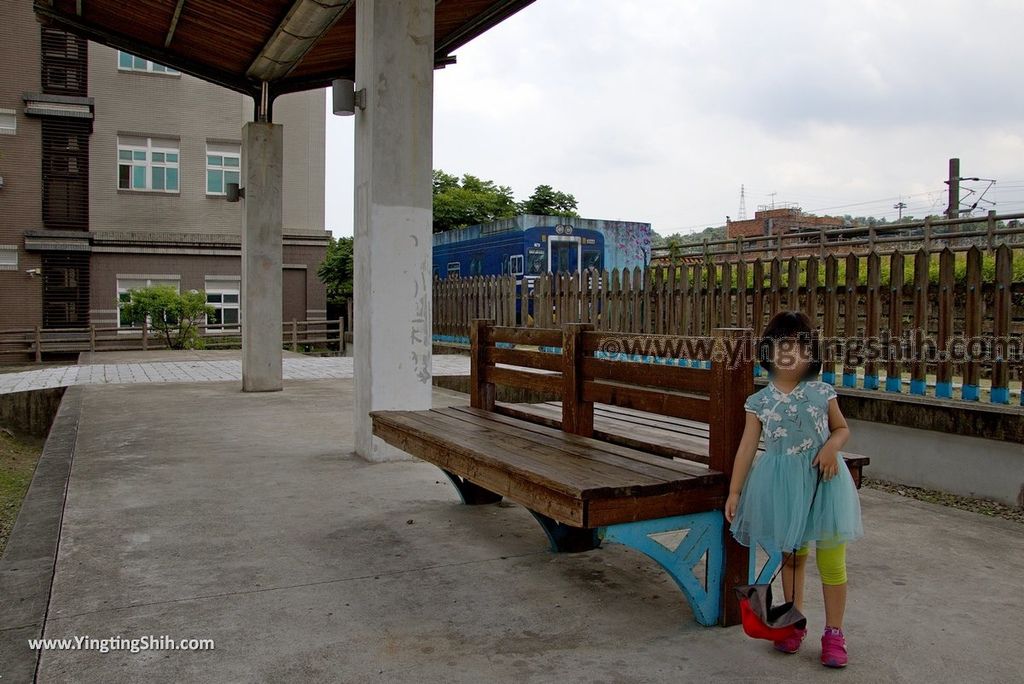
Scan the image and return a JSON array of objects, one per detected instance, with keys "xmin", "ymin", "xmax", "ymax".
[{"xmin": 371, "ymin": 319, "xmax": 869, "ymax": 627}]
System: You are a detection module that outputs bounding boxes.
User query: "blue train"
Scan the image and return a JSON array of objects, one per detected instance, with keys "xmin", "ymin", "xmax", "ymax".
[{"xmin": 432, "ymin": 215, "xmax": 652, "ymax": 290}]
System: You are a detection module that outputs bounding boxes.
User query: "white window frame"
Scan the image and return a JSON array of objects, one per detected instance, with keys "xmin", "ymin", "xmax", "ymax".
[
  {"xmin": 0, "ymin": 245, "xmax": 18, "ymax": 271},
  {"xmin": 117, "ymin": 51, "xmax": 180, "ymax": 75},
  {"xmin": 204, "ymin": 279, "xmax": 240, "ymax": 333},
  {"xmin": 117, "ymin": 137, "xmax": 179, "ymax": 193},
  {"xmin": 447, "ymin": 261, "xmax": 460, "ymax": 278},
  {"xmin": 0, "ymin": 109, "xmax": 16, "ymax": 136},
  {"xmin": 117, "ymin": 277, "xmax": 181, "ymax": 331},
  {"xmin": 205, "ymin": 146, "xmax": 241, "ymax": 196},
  {"xmin": 509, "ymin": 254, "xmax": 524, "ymax": 276}
]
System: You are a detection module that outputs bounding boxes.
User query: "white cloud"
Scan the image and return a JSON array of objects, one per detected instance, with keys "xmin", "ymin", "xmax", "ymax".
[{"xmin": 325, "ymin": 0, "xmax": 1024, "ymax": 236}]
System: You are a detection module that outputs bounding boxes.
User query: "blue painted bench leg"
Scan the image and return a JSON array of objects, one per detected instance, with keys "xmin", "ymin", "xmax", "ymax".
[
  {"xmin": 748, "ymin": 542, "xmax": 783, "ymax": 585},
  {"xmin": 440, "ymin": 470, "xmax": 503, "ymax": 505},
  {"xmin": 529, "ymin": 511, "xmax": 601, "ymax": 553},
  {"xmin": 598, "ymin": 511, "xmax": 724, "ymax": 626}
]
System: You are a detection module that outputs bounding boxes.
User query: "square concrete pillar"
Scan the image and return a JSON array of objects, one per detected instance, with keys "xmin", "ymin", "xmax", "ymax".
[
  {"xmin": 353, "ymin": 0, "xmax": 434, "ymax": 461},
  {"xmin": 241, "ymin": 121, "xmax": 284, "ymax": 392}
]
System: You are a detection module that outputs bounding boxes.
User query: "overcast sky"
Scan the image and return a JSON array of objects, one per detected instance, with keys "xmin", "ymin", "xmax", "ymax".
[{"xmin": 324, "ymin": 0, "xmax": 1024, "ymax": 238}]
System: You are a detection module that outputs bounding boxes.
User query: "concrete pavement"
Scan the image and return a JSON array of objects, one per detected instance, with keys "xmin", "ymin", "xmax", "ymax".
[
  {"xmin": 5, "ymin": 378, "xmax": 1021, "ymax": 682},
  {"xmin": 0, "ymin": 353, "xmax": 471, "ymax": 395}
]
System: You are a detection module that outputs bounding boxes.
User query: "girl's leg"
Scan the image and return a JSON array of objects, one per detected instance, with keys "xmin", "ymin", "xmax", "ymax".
[
  {"xmin": 817, "ymin": 542, "xmax": 848, "ymax": 629},
  {"xmin": 781, "ymin": 545, "xmax": 810, "ymax": 611}
]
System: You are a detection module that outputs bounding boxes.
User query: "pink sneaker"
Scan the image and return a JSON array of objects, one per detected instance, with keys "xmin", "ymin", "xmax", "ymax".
[
  {"xmin": 773, "ymin": 626, "xmax": 807, "ymax": 654},
  {"xmin": 821, "ymin": 626, "xmax": 848, "ymax": 667}
]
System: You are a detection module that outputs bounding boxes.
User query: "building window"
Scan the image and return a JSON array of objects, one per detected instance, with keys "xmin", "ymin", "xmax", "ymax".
[
  {"xmin": 41, "ymin": 28, "xmax": 87, "ymax": 96},
  {"xmin": 447, "ymin": 261, "xmax": 460, "ymax": 278},
  {"xmin": 117, "ymin": 51, "xmax": 179, "ymax": 75},
  {"xmin": 0, "ymin": 246, "xmax": 17, "ymax": 271},
  {"xmin": 43, "ymin": 253, "xmax": 89, "ymax": 328},
  {"xmin": 117, "ymin": 277, "xmax": 180, "ymax": 328},
  {"xmin": 0, "ymin": 110, "xmax": 15, "ymax": 136},
  {"xmin": 205, "ymin": 145, "xmax": 241, "ymax": 195},
  {"xmin": 43, "ymin": 120, "xmax": 90, "ymax": 230},
  {"xmin": 117, "ymin": 137, "xmax": 179, "ymax": 192},
  {"xmin": 509, "ymin": 254, "xmax": 524, "ymax": 276},
  {"xmin": 205, "ymin": 279, "xmax": 240, "ymax": 332}
]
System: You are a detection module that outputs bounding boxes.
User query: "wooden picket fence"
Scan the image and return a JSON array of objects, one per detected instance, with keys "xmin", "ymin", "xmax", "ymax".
[{"xmin": 434, "ymin": 244, "xmax": 1024, "ymax": 405}]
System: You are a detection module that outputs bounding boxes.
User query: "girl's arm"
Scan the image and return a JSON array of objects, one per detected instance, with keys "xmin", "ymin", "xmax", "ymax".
[
  {"xmin": 725, "ymin": 412, "xmax": 762, "ymax": 523},
  {"xmin": 811, "ymin": 398, "xmax": 851, "ymax": 480}
]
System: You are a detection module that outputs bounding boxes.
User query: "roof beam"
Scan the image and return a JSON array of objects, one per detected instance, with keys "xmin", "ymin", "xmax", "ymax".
[
  {"xmin": 34, "ymin": 1, "xmax": 258, "ymax": 99},
  {"xmin": 165, "ymin": 0, "xmax": 186, "ymax": 48},
  {"xmin": 246, "ymin": 0, "xmax": 354, "ymax": 82}
]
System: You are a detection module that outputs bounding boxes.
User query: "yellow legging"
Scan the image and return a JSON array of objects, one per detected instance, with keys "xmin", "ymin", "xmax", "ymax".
[{"xmin": 794, "ymin": 542, "xmax": 847, "ymax": 585}]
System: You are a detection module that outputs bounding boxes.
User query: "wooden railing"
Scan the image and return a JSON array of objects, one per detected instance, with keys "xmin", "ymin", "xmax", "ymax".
[
  {"xmin": 434, "ymin": 244, "xmax": 1023, "ymax": 406},
  {"xmin": 0, "ymin": 319, "xmax": 345, "ymax": 361},
  {"xmin": 652, "ymin": 210, "xmax": 1024, "ymax": 262}
]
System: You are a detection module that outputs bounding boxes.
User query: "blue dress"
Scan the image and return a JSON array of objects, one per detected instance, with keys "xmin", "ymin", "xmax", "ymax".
[{"xmin": 729, "ymin": 379, "xmax": 864, "ymax": 553}]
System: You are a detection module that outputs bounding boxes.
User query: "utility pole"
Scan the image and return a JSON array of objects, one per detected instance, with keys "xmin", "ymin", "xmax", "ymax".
[
  {"xmin": 945, "ymin": 158, "xmax": 960, "ymax": 219},
  {"xmin": 893, "ymin": 198, "xmax": 906, "ymax": 220}
]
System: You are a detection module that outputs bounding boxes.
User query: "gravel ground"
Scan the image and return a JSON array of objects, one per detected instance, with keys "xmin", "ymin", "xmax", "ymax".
[{"xmin": 863, "ymin": 476, "xmax": 1024, "ymax": 524}]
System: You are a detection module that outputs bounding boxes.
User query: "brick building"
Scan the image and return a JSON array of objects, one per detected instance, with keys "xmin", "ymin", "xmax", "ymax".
[
  {"xmin": 726, "ymin": 205, "xmax": 845, "ymax": 239},
  {"xmin": 0, "ymin": 2, "xmax": 328, "ymax": 340}
]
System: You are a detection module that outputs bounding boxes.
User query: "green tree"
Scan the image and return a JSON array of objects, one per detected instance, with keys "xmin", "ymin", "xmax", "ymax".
[
  {"xmin": 519, "ymin": 184, "xmax": 579, "ymax": 217},
  {"xmin": 120, "ymin": 285, "xmax": 213, "ymax": 350},
  {"xmin": 432, "ymin": 170, "xmax": 518, "ymax": 233},
  {"xmin": 317, "ymin": 235, "xmax": 354, "ymax": 309}
]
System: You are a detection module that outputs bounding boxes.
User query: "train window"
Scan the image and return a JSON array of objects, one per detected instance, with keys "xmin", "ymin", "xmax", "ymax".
[
  {"xmin": 583, "ymin": 250, "xmax": 602, "ymax": 269},
  {"xmin": 447, "ymin": 261, "xmax": 460, "ymax": 278},
  {"xmin": 526, "ymin": 248, "xmax": 545, "ymax": 275},
  {"xmin": 469, "ymin": 256, "xmax": 483, "ymax": 276},
  {"xmin": 509, "ymin": 254, "xmax": 524, "ymax": 276}
]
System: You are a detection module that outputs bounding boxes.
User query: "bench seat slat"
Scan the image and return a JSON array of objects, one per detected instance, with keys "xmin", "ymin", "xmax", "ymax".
[
  {"xmin": 377, "ymin": 409, "xmax": 666, "ymax": 496},
  {"xmin": 445, "ymin": 406, "xmax": 714, "ymax": 481},
  {"xmin": 371, "ymin": 415, "xmax": 586, "ymax": 525},
  {"xmin": 420, "ymin": 407, "xmax": 715, "ymax": 490},
  {"xmin": 370, "ymin": 407, "xmax": 726, "ymax": 527}
]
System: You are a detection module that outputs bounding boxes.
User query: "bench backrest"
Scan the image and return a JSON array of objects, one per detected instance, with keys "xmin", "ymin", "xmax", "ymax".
[{"xmin": 469, "ymin": 319, "xmax": 754, "ymax": 475}]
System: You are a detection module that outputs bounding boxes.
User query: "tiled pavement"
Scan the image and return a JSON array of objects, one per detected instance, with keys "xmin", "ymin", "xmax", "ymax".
[{"xmin": 0, "ymin": 355, "xmax": 472, "ymax": 395}]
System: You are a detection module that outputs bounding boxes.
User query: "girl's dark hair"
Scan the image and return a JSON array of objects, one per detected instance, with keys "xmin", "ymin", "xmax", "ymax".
[{"xmin": 758, "ymin": 310, "xmax": 822, "ymax": 379}]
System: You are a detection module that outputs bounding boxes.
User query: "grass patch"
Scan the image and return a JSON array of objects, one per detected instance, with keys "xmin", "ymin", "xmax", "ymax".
[{"xmin": 0, "ymin": 428, "xmax": 44, "ymax": 555}]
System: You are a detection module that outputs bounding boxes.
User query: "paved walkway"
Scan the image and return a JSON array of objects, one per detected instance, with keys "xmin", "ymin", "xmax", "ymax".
[
  {"xmin": 0, "ymin": 353, "xmax": 471, "ymax": 395},
  {"xmin": 6, "ymin": 379, "xmax": 1020, "ymax": 682}
]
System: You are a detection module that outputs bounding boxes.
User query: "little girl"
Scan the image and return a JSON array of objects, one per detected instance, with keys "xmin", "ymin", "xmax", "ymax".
[{"xmin": 725, "ymin": 310, "xmax": 864, "ymax": 668}]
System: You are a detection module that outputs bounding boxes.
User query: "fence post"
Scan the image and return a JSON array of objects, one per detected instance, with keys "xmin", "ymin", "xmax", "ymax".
[
  {"xmin": 922, "ymin": 217, "xmax": 932, "ymax": 253},
  {"xmin": 34, "ymin": 325, "xmax": 41, "ymax": 363},
  {"xmin": 991, "ymin": 244, "xmax": 1012, "ymax": 404},
  {"xmin": 141, "ymin": 318, "xmax": 148, "ymax": 351},
  {"xmin": 89, "ymin": 324, "xmax": 96, "ymax": 352},
  {"xmin": 962, "ymin": 246, "xmax": 981, "ymax": 400},
  {"xmin": 986, "ymin": 210, "xmax": 996, "ymax": 254},
  {"xmin": 291, "ymin": 319, "xmax": 298, "ymax": 352}
]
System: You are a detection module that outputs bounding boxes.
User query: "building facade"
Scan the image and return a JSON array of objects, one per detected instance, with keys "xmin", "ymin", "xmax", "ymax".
[
  {"xmin": 726, "ymin": 205, "xmax": 845, "ymax": 239},
  {"xmin": 0, "ymin": 3, "xmax": 328, "ymax": 341}
]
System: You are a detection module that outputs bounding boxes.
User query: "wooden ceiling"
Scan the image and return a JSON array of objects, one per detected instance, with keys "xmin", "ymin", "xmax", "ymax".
[{"xmin": 34, "ymin": 0, "xmax": 535, "ymax": 98}]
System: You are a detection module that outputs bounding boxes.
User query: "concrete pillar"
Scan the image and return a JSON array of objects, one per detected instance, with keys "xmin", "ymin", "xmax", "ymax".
[
  {"xmin": 353, "ymin": 0, "xmax": 434, "ymax": 461},
  {"xmin": 241, "ymin": 122, "xmax": 284, "ymax": 392}
]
